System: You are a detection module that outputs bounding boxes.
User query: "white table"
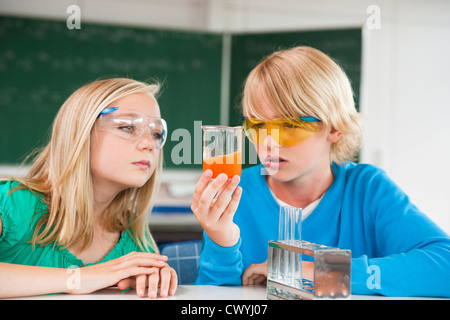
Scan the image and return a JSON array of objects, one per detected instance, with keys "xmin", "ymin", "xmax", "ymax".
[{"xmin": 7, "ymin": 285, "xmax": 447, "ymax": 300}]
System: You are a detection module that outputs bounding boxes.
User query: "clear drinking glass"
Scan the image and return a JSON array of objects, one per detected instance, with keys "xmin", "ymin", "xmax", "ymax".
[{"xmin": 202, "ymin": 125, "xmax": 243, "ymax": 179}]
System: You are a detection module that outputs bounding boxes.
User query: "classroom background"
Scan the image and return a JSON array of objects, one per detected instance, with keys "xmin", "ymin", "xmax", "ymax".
[{"xmin": 0, "ymin": 0, "xmax": 449, "ymax": 245}]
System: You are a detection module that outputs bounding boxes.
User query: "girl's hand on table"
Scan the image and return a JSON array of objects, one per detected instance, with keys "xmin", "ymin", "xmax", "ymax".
[
  {"xmin": 116, "ymin": 264, "xmax": 177, "ymax": 298},
  {"xmin": 191, "ymin": 169, "xmax": 242, "ymax": 248},
  {"xmin": 68, "ymin": 251, "xmax": 172, "ymax": 296}
]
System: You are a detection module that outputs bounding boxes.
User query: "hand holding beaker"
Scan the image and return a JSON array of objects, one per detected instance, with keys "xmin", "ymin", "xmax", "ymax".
[{"xmin": 202, "ymin": 125, "xmax": 243, "ymax": 179}]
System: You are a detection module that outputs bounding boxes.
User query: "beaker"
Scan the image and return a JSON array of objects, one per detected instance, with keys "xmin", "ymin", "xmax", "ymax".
[{"xmin": 202, "ymin": 125, "xmax": 243, "ymax": 179}]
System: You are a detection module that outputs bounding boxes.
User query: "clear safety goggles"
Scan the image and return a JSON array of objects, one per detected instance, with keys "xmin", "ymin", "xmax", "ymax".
[
  {"xmin": 96, "ymin": 107, "xmax": 167, "ymax": 149},
  {"xmin": 242, "ymin": 116, "xmax": 321, "ymax": 146}
]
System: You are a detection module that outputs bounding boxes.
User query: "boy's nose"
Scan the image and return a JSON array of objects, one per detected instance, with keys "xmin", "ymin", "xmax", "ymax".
[{"xmin": 263, "ymin": 128, "xmax": 281, "ymax": 148}]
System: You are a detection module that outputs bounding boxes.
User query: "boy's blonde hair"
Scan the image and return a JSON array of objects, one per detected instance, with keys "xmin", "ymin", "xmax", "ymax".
[
  {"xmin": 242, "ymin": 46, "xmax": 364, "ymax": 164},
  {"xmin": 11, "ymin": 78, "xmax": 162, "ymax": 253}
]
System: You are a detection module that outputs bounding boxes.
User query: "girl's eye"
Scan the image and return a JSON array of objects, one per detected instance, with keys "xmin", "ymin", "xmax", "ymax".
[
  {"xmin": 118, "ymin": 125, "xmax": 137, "ymax": 134},
  {"xmin": 152, "ymin": 131, "xmax": 162, "ymax": 140}
]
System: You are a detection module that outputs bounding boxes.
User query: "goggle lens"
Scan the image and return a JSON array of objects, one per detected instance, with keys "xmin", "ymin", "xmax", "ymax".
[
  {"xmin": 242, "ymin": 117, "xmax": 321, "ymax": 146},
  {"xmin": 96, "ymin": 111, "xmax": 167, "ymax": 149}
]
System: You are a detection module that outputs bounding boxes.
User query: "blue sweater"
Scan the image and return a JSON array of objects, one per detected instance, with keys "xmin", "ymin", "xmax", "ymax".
[{"xmin": 195, "ymin": 162, "xmax": 450, "ymax": 297}]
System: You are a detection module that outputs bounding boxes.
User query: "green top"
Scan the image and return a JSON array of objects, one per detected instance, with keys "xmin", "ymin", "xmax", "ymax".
[{"xmin": 0, "ymin": 180, "xmax": 153, "ymax": 268}]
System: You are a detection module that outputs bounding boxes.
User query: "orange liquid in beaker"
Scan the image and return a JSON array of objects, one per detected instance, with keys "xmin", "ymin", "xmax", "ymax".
[{"xmin": 203, "ymin": 151, "xmax": 242, "ymax": 179}]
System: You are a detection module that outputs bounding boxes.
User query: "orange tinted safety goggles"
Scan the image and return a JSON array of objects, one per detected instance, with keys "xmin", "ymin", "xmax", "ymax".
[{"xmin": 242, "ymin": 116, "xmax": 321, "ymax": 146}]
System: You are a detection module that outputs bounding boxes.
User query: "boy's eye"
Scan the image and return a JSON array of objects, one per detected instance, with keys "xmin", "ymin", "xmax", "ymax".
[
  {"xmin": 283, "ymin": 122, "xmax": 296, "ymax": 128},
  {"xmin": 251, "ymin": 122, "xmax": 266, "ymax": 129}
]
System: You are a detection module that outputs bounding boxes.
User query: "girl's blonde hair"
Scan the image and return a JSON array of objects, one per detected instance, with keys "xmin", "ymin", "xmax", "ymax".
[
  {"xmin": 242, "ymin": 46, "xmax": 364, "ymax": 164},
  {"xmin": 11, "ymin": 78, "xmax": 162, "ymax": 253}
]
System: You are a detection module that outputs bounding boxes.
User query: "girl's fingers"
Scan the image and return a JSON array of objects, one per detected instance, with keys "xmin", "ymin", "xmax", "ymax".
[
  {"xmin": 158, "ymin": 267, "xmax": 178, "ymax": 297},
  {"xmin": 136, "ymin": 274, "xmax": 147, "ymax": 297},
  {"xmin": 118, "ymin": 267, "xmax": 178, "ymax": 298},
  {"xmin": 158, "ymin": 267, "xmax": 172, "ymax": 298},
  {"xmin": 116, "ymin": 277, "xmax": 134, "ymax": 290},
  {"xmin": 108, "ymin": 255, "xmax": 179, "ymax": 299},
  {"xmin": 121, "ymin": 251, "xmax": 168, "ymax": 262},
  {"xmin": 169, "ymin": 268, "xmax": 178, "ymax": 296},
  {"xmin": 129, "ymin": 258, "xmax": 166, "ymax": 267},
  {"xmin": 118, "ymin": 252, "xmax": 168, "ymax": 271},
  {"xmin": 147, "ymin": 270, "xmax": 160, "ymax": 299},
  {"xmin": 123, "ymin": 266, "xmax": 156, "ymax": 280},
  {"xmin": 120, "ymin": 260, "xmax": 165, "ymax": 277}
]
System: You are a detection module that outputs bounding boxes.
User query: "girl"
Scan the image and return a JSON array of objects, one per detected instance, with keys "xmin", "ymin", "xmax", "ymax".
[
  {"xmin": 0, "ymin": 78, "xmax": 177, "ymax": 298},
  {"xmin": 191, "ymin": 46, "xmax": 450, "ymax": 297}
]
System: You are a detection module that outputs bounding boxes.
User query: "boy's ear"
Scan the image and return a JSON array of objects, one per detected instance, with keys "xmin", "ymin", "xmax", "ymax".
[{"xmin": 328, "ymin": 127, "xmax": 342, "ymax": 143}]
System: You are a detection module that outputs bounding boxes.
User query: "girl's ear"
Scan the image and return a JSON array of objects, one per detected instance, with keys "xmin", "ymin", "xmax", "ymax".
[{"xmin": 328, "ymin": 127, "xmax": 342, "ymax": 143}]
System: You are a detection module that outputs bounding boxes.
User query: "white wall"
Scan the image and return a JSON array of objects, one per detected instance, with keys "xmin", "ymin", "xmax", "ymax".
[
  {"xmin": 1, "ymin": 0, "xmax": 449, "ymax": 233},
  {"xmin": 207, "ymin": 0, "xmax": 450, "ymax": 233}
]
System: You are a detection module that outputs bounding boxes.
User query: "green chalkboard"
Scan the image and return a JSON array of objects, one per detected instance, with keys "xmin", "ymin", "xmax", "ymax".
[
  {"xmin": 0, "ymin": 15, "xmax": 361, "ymax": 170},
  {"xmin": 228, "ymin": 28, "xmax": 362, "ymax": 167},
  {"xmin": 0, "ymin": 16, "xmax": 223, "ymax": 168}
]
